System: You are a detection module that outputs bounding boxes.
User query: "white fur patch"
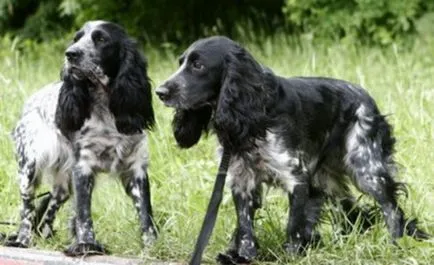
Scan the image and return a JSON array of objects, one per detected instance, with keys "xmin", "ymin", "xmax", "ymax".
[
  {"xmin": 73, "ymin": 109, "xmax": 148, "ymax": 175},
  {"xmin": 345, "ymin": 104, "xmax": 373, "ymax": 166},
  {"xmin": 226, "ymin": 132, "xmax": 302, "ymax": 197}
]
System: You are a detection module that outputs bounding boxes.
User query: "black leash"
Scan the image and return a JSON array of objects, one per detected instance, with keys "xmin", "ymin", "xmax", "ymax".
[
  {"xmin": 189, "ymin": 148, "xmax": 231, "ymax": 265},
  {"xmin": 0, "ymin": 221, "xmax": 16, "ymax": 226},
  {"xmin": 0, "ymin": 191, "xmax": 52, "ymax": 227}
]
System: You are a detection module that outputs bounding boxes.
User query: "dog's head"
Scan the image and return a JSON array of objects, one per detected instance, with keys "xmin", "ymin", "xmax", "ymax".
[
  {"xmin": 155, "ymin": 36, "xmax": 231, "ymax": 109},
  {"xmin": 63, "ymin": 20, "xmax": 126, "ymax": 85},
  {"xmin": 157, "ymin": 36, "xmax": 276, "ymax": 151},
  {"xmin": 56, "ymin": 20, "xmax": 154, "ymax": 136}
]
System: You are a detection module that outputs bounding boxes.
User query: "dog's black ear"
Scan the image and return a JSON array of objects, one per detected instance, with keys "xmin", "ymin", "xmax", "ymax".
[
  {"xmin": 55, "ymin": 75, "xmax": 91, "ymax": 137},
  {"xmin": 109, "ymin": 38, "xmax": 155, "ymax": 134},
  {"xmin": 172, "ymin": 106, "xmax": 212, "ymax": 148},
  {"xmin": 214, "ymin": 44, "xmax": 273, "ymax": 152}
]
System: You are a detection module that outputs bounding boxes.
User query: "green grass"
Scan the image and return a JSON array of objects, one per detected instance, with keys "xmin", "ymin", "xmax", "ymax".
[{"xmin": 0, "ymin": 35, "xmax": 433, "ymax": 264}]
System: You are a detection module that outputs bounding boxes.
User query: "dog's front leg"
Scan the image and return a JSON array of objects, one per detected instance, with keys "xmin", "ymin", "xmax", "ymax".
[
  {"xmin": 122, "ymin": 166, "xmax": 157, "ymax": 247},
  {"xmin": 218, "ymin": 188, "xmax": 258, "ymax": 265},
  {"xmin": 64, "ymin": 165, "xmax": 105, "ymax": 256}
]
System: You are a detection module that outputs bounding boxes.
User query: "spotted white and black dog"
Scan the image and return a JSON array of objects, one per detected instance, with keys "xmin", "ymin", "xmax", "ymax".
[
  {"xmin": 156, "ymin": 36, "xmax": 430, "ymax": 264},
  {"xmin": 5, "ymin": 20, "xmax": 157, "ymax": 256}
]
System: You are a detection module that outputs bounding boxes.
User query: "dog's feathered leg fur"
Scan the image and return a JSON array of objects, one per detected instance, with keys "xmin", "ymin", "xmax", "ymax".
[{"xmin": 345, "ymin": 105, "xmax": 408, "ymax": 242}]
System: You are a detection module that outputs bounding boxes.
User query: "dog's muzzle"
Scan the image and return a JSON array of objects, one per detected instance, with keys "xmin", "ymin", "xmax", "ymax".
[
  {"xmin": 65, "ymin": 47, "xmax": 83, "ymax": 64},
  {"xmin": 155, "ymin": 86, "xmax": 170, "ymax": 101},
  {"xmin": 156, "ymin": 78, "xmax": 184, "ymax": 105}
]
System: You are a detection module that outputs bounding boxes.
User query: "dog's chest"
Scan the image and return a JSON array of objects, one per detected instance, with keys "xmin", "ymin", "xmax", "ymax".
[
  {"xmin": 73, "ymin": 110, "xmax": 145, "ymax": 173},
  {"xmin": 228, "ymin": 132, "xmax": 304, "ymax": 193}
]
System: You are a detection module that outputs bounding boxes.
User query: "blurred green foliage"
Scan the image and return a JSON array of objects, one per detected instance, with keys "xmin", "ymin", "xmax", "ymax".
[
  {"xmin": 0, "ymin": 0, "xmax": 284, "ymax": 43},
  {"xmin": 283, "ymin": 0, "xmax": 434, "ymax": 45},
  {"xmin": 0, "ymin": 0, "xmax": 433, "ymax": 45}
]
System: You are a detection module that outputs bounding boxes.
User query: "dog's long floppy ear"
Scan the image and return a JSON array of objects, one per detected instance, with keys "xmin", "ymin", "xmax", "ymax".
[
  {"xmin": 109, "ymin": 38, "xmax": 155, "ymax": 134},
  {"xmin": 55, "ymin": 73, "xmax": 92, "ymax": 137},
  {"xmin": 172, "ymin": 106, "xmax": 213, "ymax": 148},
  {"xmin": 214, "ymin": 44, "xmax": 274, "ymax": 152}
]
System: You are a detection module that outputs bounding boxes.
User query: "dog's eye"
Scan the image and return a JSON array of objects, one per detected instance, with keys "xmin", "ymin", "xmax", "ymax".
[
  {"xmin": 91, "ymin": 30, "xmax": 107, "ymax": 44},
  {"xmin": 96, "ymin": 37, "xmax": 105, "ymax": 43},
  {"xmin": 192, "ymin": 61, "xmax": 204, "ymax": 70}
]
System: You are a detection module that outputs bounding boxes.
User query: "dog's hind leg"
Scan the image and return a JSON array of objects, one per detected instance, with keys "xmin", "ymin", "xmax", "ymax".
[
  {"xmin": 4, "ymin": 160, "xmax": 38, "ymax": 248},
  {"xmin": 36, "ymin": 176, "xmax": 70, "ymax": 239},
  {"xmin": 346, "ymin": 161, "xmax": 430, "ymax": 241},
  {"xmin": 122, "ymin": 164, "xmax": 157, "ymax": 246},
  {"xmin": 345, "ymin": 105, "xmax": 430, "ymax": 241},
  {"xmin": 347, "ymin": 158, "xmax": 405, "ymax": 240}
]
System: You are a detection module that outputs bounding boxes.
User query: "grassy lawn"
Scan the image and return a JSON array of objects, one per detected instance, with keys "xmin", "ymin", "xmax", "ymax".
[{"xmin": 0, "ymin": 35, "xmax": 433, "ymax": 264}]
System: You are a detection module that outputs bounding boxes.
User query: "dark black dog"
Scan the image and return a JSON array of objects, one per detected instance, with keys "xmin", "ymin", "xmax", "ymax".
[
  {"xmin": 6, "ymin": 20, "xmax": 156, "ymax": 255},
  {"xmin": 156, "ymin": 36, "xmax": 430, "ymax": 264}
]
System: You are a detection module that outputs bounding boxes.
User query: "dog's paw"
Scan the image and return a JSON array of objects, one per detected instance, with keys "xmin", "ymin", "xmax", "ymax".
[
  {"xmin": 284, "ymin": 231, "xmax": 322, "ymax": 256},
  {"xmin": 216, "ymin": 251, "xmax": 253, "ymax": 265},
  {"xmin": 237, "ymin": 239, "xmax": 257, "ymax": 261},
  {"xmin": 283, "ymin": 241, "xmax": 306, "ymax": 256},
  {"xmin": 142, "ymin": 227, "xmax": 158, "ymax": 246},
  {"xmin": 3, "ymin": 236, "xmax": 29, "ymax": 248},
  {"xmin": 216, "ymin": 240, "xmax": 257, "ymax": 265},
  {"xmin": 3, "ymin": 241, "xmax": 29, "ymax": 248},
  {"xmin": 63, "ymin": 242, "xmax": 107, "ymax": 257}
]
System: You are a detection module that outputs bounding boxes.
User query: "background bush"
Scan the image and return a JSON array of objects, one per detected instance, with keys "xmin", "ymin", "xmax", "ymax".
[
  {"xmin": 0, "ymin": 0, "xmax": 434, "ymax": 45},
  {"xmin": 283, "ymin": 0, "xmax": 432, "ymax": 45},
  {"xmin": 0, "ymin": 0, "xmax": 285, "ymax": 43}
]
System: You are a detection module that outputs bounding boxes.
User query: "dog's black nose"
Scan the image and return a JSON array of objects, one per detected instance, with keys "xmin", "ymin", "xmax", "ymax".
[
  {"xmin": 65, "ymin": 48, "xmax": 82, "ymax": 62},
  {"xmin": 155, "ymin": 86, "xmax": 170, "ymax": 100}
]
